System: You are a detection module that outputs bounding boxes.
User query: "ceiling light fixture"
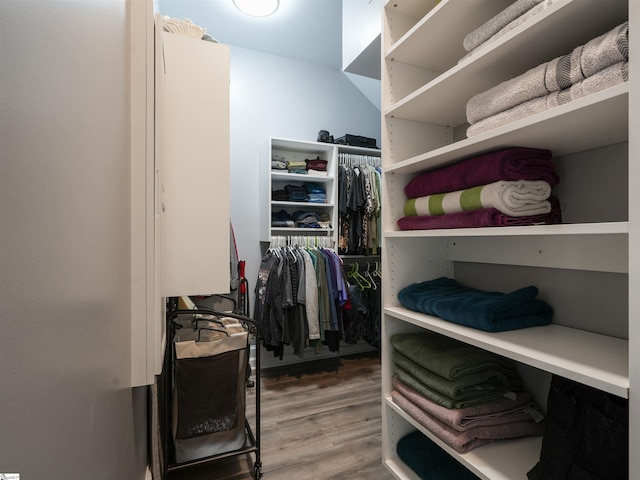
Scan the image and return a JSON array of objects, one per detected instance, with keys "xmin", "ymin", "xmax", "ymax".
[{"xmin": 233, "ymin": 0, "xmax": 279, "ymax": 17}]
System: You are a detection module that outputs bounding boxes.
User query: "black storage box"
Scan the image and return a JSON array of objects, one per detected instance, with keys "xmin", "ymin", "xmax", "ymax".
[{"xmin": 335, "ymin": 134, "xmax": 378, "ymax": 149}]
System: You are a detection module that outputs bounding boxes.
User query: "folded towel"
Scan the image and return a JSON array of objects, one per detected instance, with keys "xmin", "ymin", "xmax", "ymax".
[
  {"xmin": 391, "ymin": 331, "xmax": 517, "ymax": 379},
  {"xmin": 404, "ymin": 180, "xmax": 552, "ymax": 218},
  {"xmin": 467, "ymin": 61, "xmax": 628, "ymax": 137},
  {"xmin": 393, "ymin": 365, "xmax": 519, "ymax": 409},
  {"xmin": 404, "ymin": 147, "xmax": 558, "ymax": 198},
  {"xmin": 393, "ymin": 377, "xmax": 540, "ymax": 432},
  {"xmin": 546, "ymin": 22, "xmax": 628, "ymax": 91},
  {"xmin": 392, "ymin": 390, "xmax": 545, "ymax": 453},
  {"xmin": 397, "ymin": 196, "xmax": 562, "ymax": 230},
  {"xmin": 462, "ymin": 0, "xmax": 557, "ymax": 61},
  {"xmin": 463, "ymin": 0, "xmax": 545, "ymax": 52},
  {"xmin": 467, "ymin": 22, "xmax": 628, "ymax": 125},
  {"xmin": 393, "ymin": 350, "xmax": 512, "ymax": 401},
  {"xmin": 397, "ymin": 277, "xmax": 553, "ymax": 332},
  {"xmin": 397, "ymin": 431, "xmax": 482, "ymax": 480}
]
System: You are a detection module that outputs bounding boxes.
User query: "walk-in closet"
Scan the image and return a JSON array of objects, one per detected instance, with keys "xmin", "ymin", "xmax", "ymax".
[{"xmin": 1, "ymin": 1, "xmax": 636, "ymax": 480}]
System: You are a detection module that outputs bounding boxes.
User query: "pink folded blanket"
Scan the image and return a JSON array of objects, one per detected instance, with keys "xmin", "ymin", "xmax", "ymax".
[
  {"xmin": 392, "ymin": 389, "xmax": 545, "ymax": 453},
  {"xmin": 404, "ymin": 147, "xmax": 558, "ymax": 199},
  {"xmin": 397, "ymin": 196, "xmax": 562, "ymax": 230},
  {"xmin": 393, "ymin": 376, "xmax": 539, "ymax": 432}
]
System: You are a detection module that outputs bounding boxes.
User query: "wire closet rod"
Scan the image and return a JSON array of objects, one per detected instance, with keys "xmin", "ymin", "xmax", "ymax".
[
  {"xmin": 270, "ymin": 235, "xmax": 335, "ymax": 249},
  {"xmin": 338, "ymin": 152, "xmax": 381, "ymax": 167}
]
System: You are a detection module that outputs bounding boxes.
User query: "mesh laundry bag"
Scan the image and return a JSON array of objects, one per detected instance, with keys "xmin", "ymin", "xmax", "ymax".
[{"xmin": 171, "ymin": 318, "xmax": 250, "ymax": 463}]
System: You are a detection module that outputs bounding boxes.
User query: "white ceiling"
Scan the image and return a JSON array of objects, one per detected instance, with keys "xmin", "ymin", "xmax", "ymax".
[{"xmin": 154, "ymin": 0, "xmax": 345, "ymax": 70}]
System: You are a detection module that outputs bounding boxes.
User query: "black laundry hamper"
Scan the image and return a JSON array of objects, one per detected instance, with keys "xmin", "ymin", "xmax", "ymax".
[{"xmin": 161, "ymin": 307, "xmax": 262, "ymax": 479}]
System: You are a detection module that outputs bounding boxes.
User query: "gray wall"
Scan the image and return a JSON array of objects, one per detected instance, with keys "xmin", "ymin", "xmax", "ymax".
[{"xmin": 0, "ymin": 0, "xmax": 147, "ymax": 478}]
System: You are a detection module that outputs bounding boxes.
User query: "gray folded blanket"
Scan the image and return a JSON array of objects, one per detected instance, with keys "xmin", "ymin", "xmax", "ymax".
[
  {"xmin": 462, "ymin": 0, "xmax": 557, "ymax": 61},
  {"xmin": 463, "ymin": 0, "xmax": 545, "ymax": 52},
  {"xmin": 468, "ymin": 61, "xmax": 628, "ymax": 137},
  {"xmin": 467, "ymin": 22, "xmax": 628, "ymax": 125}
]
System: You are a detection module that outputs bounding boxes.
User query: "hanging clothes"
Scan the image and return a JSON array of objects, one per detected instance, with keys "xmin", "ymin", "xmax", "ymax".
[
  {"xmin": 338, "ymin": 153, "xmax": 382, "ymax": 255},
  {"xmin": 253, "ymin": 243, "xmax": 349, "ymax": 359}
]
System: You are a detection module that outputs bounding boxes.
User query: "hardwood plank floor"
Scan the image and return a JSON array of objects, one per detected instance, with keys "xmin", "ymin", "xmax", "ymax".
[{"xmin": 167, "ymin": 351, "xmax": 393, "ymax": 480}]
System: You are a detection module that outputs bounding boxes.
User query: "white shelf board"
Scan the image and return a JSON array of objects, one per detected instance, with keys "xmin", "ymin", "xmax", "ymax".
[
  {"xmin": 383, "ymin": 0, "xmax": 438, "ymax": 21},
  {"xmin": 386, "ymin": 397, "xmax": 542, "ymax": 480},
  {"xmin": 384, "ymin": 222, "xmax": 629, "ymax": 238},
  {"xmin": 271, "ymin": 201, "xmax": 334, "ymax": 208},
  {"xmin": 384, "ymin": 306, "xmax": 629, "ymax": 398},
  {"xmin": 271, "ymin": 172, "xmax": 333, "ymax": 182},
  {"xmin": 385, "ymin": 84, "xmax": 629, "ymax": 175}
]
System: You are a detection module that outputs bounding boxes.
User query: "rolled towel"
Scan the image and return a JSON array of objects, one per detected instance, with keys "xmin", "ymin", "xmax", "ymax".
[
  {"xmin": 467, "ymin": 22, "xmax": 629, "ymax": 125},
  {"xmin": 463, "ymin": 0, "xmax": 545, "ymax": 52},
  {"xmin": 404, "ymin": 147, "xmax": 558, "ymax": 198},
  {"xmin": 404, "ymin": 180, "xmax": 552, "ymax": 218},
  {"xmin": 467, "ymin": 61, "xmax": 628, "ymax": 137}
]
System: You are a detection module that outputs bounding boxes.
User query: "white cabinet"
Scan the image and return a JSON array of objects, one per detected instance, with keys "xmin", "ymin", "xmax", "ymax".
[
  {"xmin": 381, "ymin": 1, "xmax": 636, "ymax": 478},
  {"xmin": 158, "ymin": 28, "xmax": 230, "ymax": 298},
  {"xmin": 130, "ymin": 12, "xmax": 231, "ymax": 386}
]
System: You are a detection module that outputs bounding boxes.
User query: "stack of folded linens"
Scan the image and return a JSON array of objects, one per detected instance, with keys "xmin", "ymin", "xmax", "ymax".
[
  {"xmin": 398, "ymin": 147, "xmax": 561, "ymax": 230},
  {"xmin": 466, "ymin": 21, "xmax": 629, "ymax": 136},
  {"xmin": 391, "ymin": 331, "xmax": 545, "ymax": 453}
]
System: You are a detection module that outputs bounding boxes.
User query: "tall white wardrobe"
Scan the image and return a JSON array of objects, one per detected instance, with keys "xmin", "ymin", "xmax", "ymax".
[{"xmin": 380, "ymin": 1, "xmax": 637, "ymax": 479}]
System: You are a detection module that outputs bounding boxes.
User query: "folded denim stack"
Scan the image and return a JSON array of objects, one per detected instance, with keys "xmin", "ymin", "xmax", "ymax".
[{"xmin": 305, "ymin": 182, "xmax": 327, "ymax": 203}]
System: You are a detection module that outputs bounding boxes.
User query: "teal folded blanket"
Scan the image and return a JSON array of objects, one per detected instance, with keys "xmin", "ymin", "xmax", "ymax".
[
  {"xmin": 397, "ymin": 430, "xmax": 481, "ymax": 480},
  {"xmin": 398, "ymin": 277, "xmax": 553, "ymax": 332}
]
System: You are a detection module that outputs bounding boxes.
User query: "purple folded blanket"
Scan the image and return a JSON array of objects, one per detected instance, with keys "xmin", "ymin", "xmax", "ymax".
[
  {"xmin": 393, "ymin": 376, "xmax": 538, "ymax": 432},
  {"xmin": 392, "ymin": 389, "xmax": 545, "ymax": 453},
  {"xmin": 404, "ymin": 147, "xmax": 558, "ymax": 199},
  {"xmin": 398, "ymin": 196, "xmax": 562, "ymax": 230}
]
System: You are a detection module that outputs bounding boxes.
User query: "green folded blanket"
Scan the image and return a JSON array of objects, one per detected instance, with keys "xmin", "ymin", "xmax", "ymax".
[
  {"xmin": 390, "ymin": 331, "xmax": 517, "ymax": 380},
  {"xmin": 404, "ymin": 180, "xmax": 551, "ymax": 218},
  {"xmin": 392, "ymin": 367, "xmax": 520, "ymax": 409},
  {"xmin": 393, "ymin": 350, "xmax": 515, "ymax": 401}
]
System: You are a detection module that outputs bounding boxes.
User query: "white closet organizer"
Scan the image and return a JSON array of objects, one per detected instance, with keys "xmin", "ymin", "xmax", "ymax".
[
  {"xmin": 381, "ymin": 1, "xmax": 636, "ymax": 479},
  {"xmin": 260, "ymin": 137, "xmax": 338, "ymax": 245},
  {"xmin": 260, "ymin": 137, "xmax": 382, "ymax": 246}
]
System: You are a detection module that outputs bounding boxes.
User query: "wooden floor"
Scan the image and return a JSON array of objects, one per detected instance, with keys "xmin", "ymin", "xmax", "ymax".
[{"xmin": 167, "ymin": 351, "xmax": 394, "ymax": 480}]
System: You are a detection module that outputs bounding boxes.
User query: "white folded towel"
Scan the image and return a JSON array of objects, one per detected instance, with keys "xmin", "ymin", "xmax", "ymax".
[{"xmin": 404, "ymin": 180, "xmax": 552, "ymax": 218}]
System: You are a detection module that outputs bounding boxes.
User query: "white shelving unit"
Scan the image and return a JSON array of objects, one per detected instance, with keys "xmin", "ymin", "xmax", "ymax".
[
  {"xmin": 260, "ymin": 137, "xmax": 382, "ymax": 247},
  {"xmin": 260, "ymin": 137, "xmax": 338, "ymax": 245},
  {"xmin": 380, "ymin": 1, "xmax": 637, "ymax": 479}
]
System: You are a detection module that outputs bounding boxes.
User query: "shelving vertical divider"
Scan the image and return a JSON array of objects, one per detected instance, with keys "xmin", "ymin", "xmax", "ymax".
[{"xmin": 381, "ymin": 0, "xmax": 636, "ymax": 479}]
